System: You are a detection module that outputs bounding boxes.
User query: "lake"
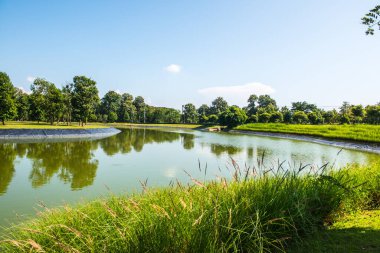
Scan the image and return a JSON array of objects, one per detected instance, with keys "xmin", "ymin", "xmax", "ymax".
[{"xmin": 0, "ymin": 127, "xmax": 379, "ymax": 229}]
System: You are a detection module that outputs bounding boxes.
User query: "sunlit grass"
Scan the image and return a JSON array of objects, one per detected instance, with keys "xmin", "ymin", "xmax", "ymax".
[
  {"xmin": 1, "ymin": 161, "xmax": 379, "ymax": 252},
  {"xmin": 0, "ymin": 121, "xmax": 107, "ymax": 129},
  {"xmin": 289, "ymin": 210, "xmax": 380, "ymax": 252},
  {"xmin": 236, "ymin": 123, "xmax": 380, "ymax": 143},
  {"xmin": 105, "ymin": 122, "xmax": 203, "ymax": 129}
]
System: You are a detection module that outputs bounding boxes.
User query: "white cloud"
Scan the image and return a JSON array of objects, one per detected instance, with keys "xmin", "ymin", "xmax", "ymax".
[
  {"xmin": 198, "ymin": 82, "xmax": 275, "ymax": 106},
  {"xmin": 18, "ymin": 86, "xmax": 31, "ymax": 94},
  {"xmin": 26, "ymin": 76, "xmax": 36, "ymax": 83},
  {"xmin": 164, "ymin": 64, "xmax": 181, "ymax": 73}
]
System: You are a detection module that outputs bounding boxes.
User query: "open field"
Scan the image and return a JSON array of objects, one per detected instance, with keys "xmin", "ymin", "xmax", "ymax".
[
  {"xmin": 0, "ymin": 122, "xmax": 107, "ymax": 129},
  {"xmin": 235, "ymin": 123, "xmax": 380, "ymax": 143},
  {"xmin": 1, "ymin": 162, "xmax": 379, "ymax": 252}
]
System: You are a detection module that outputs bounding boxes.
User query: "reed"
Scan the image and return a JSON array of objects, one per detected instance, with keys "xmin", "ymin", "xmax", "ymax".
[{"xmin": 0, "ymin": 160, "xmax": 379, "ymax": 252}]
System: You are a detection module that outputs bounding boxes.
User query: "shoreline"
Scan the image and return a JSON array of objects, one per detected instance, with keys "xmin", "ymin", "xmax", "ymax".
[
  {"xmin": 230, "ymin": 129, "xmax": 380, "ymax": 154},
  {"xmin": 0, "ymin": 127, "xmax": 121, "ymax": 141}
]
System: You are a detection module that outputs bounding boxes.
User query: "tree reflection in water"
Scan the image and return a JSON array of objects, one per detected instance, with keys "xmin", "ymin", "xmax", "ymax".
[
  {"xmin": 0, "ymin": 144, "xmax": 16, "ymax": 195},
  {"xmin": 0, "ymin": 128, "xmax": 196, "ymax": 193}
]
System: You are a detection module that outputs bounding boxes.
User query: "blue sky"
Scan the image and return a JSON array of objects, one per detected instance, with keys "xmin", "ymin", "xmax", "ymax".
[{"xmin": 1, "ymin": 0, "xmax": 379, "ymax": 109}]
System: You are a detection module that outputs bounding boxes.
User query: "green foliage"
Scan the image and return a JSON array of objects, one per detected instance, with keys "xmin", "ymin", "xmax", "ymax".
[
  {"xmin": 207, "ymin": 114, "xmax": 219, "ymax": 124},
  {"xmin": 218, "ymin": 106, "xmax": 247, "ymax": 127},
  {"xmin": 291, "ymin": 101, "xmax": 318, "ymax": 113},
  {"xmin": 100, "ymin": 91, "xmax": 122, "ymax": 123},
  {"xmin": 292, "ymin": 111, "xmax": 309, "ymax": 124},
  {"xmin": 365, "ymin": 105, "xmax": 380, "ymax": 124},
  {"xmin": 133, "ymin": 96, "xmax": 146, "ymax": 123},
  {"xmin": 258, "ymin": 112, "xmax": 271, "ymax": 123},
  {"xmin": 14, "ymin": 88, "xmax": 29, "ymax": 121},
  {"xmin": 209, "ymin": 97, "xmax": 228, "ymax": 115},
  {"xmin": 0, "ymin": 72, "xmax": 17, "ymax": 124},
  {"xmin": 362, "ymin": 5, "xmax": 380, "ymax": 35},
  {"xmin": 269, "ymin": 111, "xmax": 283, "ymax": 123},
  {"xmin": 307, "ymin": 111, "xmax": 323, "ymax": 125},
  {"xmin": 118, "ymin": 93, "xmax": 136, "ymax": 122},
  {"xmin": 71, "ymin": 76, "xmax": 100, "ymax": 125},
  {"xmin": 182, "ymin": 103, "xmax": 198, "ymax": 123},
  {"xmin": 247, "ymin": 114, "xmax": 258, "ymax": 123},
  {"xmin": 246, "ymin": 94, "xmax": 258, "ymax": 116}
]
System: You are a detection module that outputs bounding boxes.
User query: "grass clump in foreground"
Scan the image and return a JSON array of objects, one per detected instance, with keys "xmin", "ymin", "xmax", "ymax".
[
  {"xmin": 235, "ymin": 123, "xmax": 380, "ymax": 143},
  {"xmin": 1, "ymin": 161, "xmax": 379, "ymax": 252}
]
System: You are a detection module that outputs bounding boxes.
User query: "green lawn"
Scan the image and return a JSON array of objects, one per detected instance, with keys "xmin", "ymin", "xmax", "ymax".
[
  {"xmin": 289, "ymin": 210, "xmax": 380, "ymax": 252},
  {"xmin": 105, "ymin": 122, "xmax": 204, "ymax": 129},
  {"xmin": 235, "ymin": 123, "xmax": 380, "ymax": 143},
  {"xmin": 0, "ymin": 121, "xmax": 107, "ymax": 129}
]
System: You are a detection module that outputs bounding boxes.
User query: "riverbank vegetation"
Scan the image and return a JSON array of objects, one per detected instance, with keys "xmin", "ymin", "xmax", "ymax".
[
  {"xmin": 1, "ymin": 161, "xmax": 379, "ymax": 252},
  {"xmin": 1, "ymin": 71, "xmax": 380, "ymax": 128},
  {"xmin": 236, "ymin": 123, "xmax": 380, "ymax": 143}
]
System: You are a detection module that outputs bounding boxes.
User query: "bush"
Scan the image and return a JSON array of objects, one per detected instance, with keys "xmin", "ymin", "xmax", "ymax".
[{"xmin": 292, "ymin": 111, "xmax": 309, "ymax": 124}]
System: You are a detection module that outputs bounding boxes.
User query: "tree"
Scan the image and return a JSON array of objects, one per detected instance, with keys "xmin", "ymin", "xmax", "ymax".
[
  {"xmin": 45, "ymin": 84, "xmax": 64, "ymax": 125},
  {"xmin": 218, "ymin": 106, "xmax": 247, "ymax": 128},
  {"xmin": 71, "ymin": 76, "xmax": 100, "ymax": 126},
  {"xmin": 197, "ymin": 104, "xmax": 209, "ymax": 115},
  {"xmin": 307, "ymin": 111, "xmax": 323, "ymax": 125},
  {"xmin": 62, "ymin": 84, "xmax": 74, "ymax": 125},
  {"xmin": 30, "ymin": 78, "xmax": 48, "ymax": 123},
  {"xmin": 257, "ymin": 95, "xmax": 277, "ymax": 111},
  {"xmin": 339, "ymin": 101, "xmax": 351, "ymax": 115},
  {"xmin": 100, "ymin": 91, "xmax": 122, "ymax": 122},
  {"xmin": 269, "ymin": 111, "xmax": 283, "ymax": 123},
  {"xmin": 365, "ymin": 105, "xmax": 380, "ymax": 124},
  {"xmin": 182, "ymin": 103, "xmax": 198, "ymax": 123},
  {"xmin": 207, "ymin": 114, "xmax": 219, "ymax": 124},
  {"xmin": 281, "ymin": 106, "xmax": 292, "ymax": 123},
  {"xmin": 0, "ymin": 72, "xmax": 17, "ymax": 125},
  {"xmin": 292, "ymin": 111, "xmax": 309, "ymax": 124},
  {"xmin": 362, "ymin": 5, "xmax": 380, "ymax": 35},
  {"xmin": 133, "ymin": 96, "xmax": 145, "ymax": 123},
  {"xmin": 246, "ymin": 94, "xmax": 258, "ymax": 116},
  {"xmin": 118, "ymin": 93, "xmax": 136, "ymax": 122},
  {"xmin": 210, "ymin": 97, "xmax": 228, "ymax": 115},
  {"xmin": 351, "ymin": 105, "xmax": 365, "ymax": 124},
  {"xmin": 258, "ymin": 112, "xmax": 271, "ymax": 123},
  {"xmin": 30, "ymin": 78, "xmax": 64, "ymax": 125},
  {"xmin": 15, "ymin": 88, "xmax": 29, "ymax": 121},
  {"xmin": 322, "ymin": 110, "xmax": 339, "ymax": 124},
  {"xmin": 291, "ymin": 101, "xmax": 318, "ymax": 113}
]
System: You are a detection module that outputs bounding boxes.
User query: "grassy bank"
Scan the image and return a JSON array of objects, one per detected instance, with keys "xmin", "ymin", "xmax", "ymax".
[
  {"xmin": 1, "ymin": 162, "xmax": 379, "ymax": 252},
  {"xmin": 105, "ymin": 122, "xmax": 203, "ymax": 129},
  {"xmin": 235, "ymin": 123, "xmax": 380, "ymax": 143},
  {"xmin": 0, "ymin": 122, "xmax": 107, "ymax": 129},
  {"xmin": 289, "ymin": 210, "xmax": 380, "ymax": 252}
]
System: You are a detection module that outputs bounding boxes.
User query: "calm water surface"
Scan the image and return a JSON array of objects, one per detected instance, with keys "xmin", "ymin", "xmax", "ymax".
[{"xmin": 0, "ymin": 128, "xmax": 379, "ymax": 229}]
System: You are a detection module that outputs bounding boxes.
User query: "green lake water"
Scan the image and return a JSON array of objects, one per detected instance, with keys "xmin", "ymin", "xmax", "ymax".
[{"xmin": 0, "ymin": 128, "xmax": 379, "ymax": 229}]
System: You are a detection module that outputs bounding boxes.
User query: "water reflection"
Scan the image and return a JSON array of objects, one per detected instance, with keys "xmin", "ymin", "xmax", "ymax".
[
  {"xmin": 0, "ymin": 129, "xmax": 195, "ymax": 193},
  {"xmin": 0, "ymin": 144, "xmax": 16, "ymax": 196},
  {"xmin": 0, "ymin": 128, "xmax": 379, "ymax": 197}
]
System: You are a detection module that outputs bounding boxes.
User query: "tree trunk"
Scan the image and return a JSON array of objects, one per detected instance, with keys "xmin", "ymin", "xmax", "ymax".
[{"xmin": 2, "ymin": 119, "xmax": 5, "ymax": 125}]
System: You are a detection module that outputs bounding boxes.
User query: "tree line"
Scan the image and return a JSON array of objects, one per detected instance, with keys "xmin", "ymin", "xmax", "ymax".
[{"xmin": 1, "ymin": 71, "xmax": 379, "ymax": 127}]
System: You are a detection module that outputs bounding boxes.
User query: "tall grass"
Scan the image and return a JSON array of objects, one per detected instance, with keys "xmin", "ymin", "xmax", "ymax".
[
  {"xmin": 236, "ymin": 123, "xmax": 380, "ymax": 143},
  {"xmin": 1, "ymin": 160, "xmax": 379, "ymax": 252}
]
